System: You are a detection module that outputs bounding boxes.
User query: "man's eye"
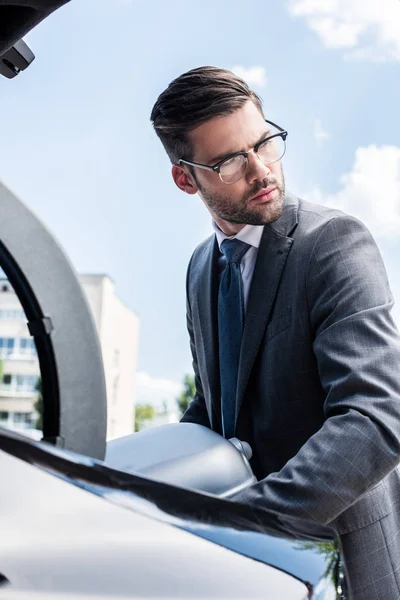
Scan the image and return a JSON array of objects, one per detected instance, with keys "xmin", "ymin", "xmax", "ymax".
[
  {"xmin": 221, "ymin": 155, "xmax": 243, "ymax": 169},
  {"xmin": 259, "ymin": 138, "xmax": 273, "ymax": 150}
]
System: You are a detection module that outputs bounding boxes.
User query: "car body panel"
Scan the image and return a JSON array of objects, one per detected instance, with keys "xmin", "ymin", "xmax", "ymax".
[
  {"xmin": 0, "ymin": 448, "xmax": 309, "ymax": 599},
  {"xmin": 0, "ymin": 428, "xmax": 339, "ymax": 598},
  {"xmin": 0, "ymin": 179, "xmax": 107, "ymax": 460}
]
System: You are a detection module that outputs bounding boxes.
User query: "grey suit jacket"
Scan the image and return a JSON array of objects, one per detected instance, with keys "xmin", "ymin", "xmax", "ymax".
[{"xmin": 182, "ymin": 193, "xmax": 400, "ymax": 599}]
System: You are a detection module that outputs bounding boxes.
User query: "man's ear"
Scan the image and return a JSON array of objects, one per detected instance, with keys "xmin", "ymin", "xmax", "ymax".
[{"xmin": 172, "ymin": 164, "xmax": 198, "ymax": 195}]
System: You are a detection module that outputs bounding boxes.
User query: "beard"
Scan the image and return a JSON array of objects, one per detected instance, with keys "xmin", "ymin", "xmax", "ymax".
[{"xmin": 197, "ymin": 167, "xmax": 285, "ymax": 226}]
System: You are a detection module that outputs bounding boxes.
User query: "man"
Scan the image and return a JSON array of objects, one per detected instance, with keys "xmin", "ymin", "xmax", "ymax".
[{"xmin": 151, "ymin": 66, "xmax": 400, "ymax": 599}]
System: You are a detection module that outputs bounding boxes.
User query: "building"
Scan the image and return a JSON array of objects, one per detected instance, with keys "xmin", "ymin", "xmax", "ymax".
[
  {"xmin": 0, "ymin": 274, "xmax": 139, "ymax": 441},
  {"xmin": 80, "ymin": 274, "xmax": 139, "ymax": 440}
]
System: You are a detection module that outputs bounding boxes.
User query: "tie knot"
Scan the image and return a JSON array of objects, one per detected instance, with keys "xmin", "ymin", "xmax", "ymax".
[{"xmin": 221, "ymin": 238, "xmax": 250, "ymax": 264}]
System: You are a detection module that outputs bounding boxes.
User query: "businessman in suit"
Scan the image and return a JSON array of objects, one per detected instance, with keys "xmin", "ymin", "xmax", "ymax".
[{"xmin": 151, "ymin": 66, "xmax": 400, "ymax": 599}]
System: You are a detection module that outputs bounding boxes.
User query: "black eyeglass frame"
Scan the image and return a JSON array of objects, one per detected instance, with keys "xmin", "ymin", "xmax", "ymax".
[{"xmin": 178, "ymin": 119, "xmax": 288, "ymax": 184}]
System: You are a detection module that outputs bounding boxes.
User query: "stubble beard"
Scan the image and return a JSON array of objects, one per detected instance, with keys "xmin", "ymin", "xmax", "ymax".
[{"xmin": 198, "ymin": 168, "xmax": 286, "ymax": 226}]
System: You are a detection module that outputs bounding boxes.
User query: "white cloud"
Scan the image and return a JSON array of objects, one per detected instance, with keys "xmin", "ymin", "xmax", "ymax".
[
  {"xmin": 288, "ymin": 0, "xmax": 400, "ymax": 61},
  {"xmin": 231, "ymin": 65, "xmax": 268, "ymax": 87},
  {"xmin": 314, "ymin": 119, "xmax": 330, "ymax": 141},
  {"xmin": 134, "ymin": 371, "xmax": 183, "ymax": 411},
  {"xmin": 309, "ymin": 144, "xmax": 400, "ymax": 238}
]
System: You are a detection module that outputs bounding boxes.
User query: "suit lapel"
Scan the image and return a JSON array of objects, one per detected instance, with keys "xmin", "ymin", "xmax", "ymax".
[
  {"xmin": 235, "ymin": 194, "xmax": 299, "ymax": 422},
  {"xmin": 195, "ymin": 236, "xmax": 222, "ymax": 430}
]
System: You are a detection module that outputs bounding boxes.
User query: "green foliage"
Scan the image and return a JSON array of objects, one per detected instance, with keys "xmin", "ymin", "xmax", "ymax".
[
  {"xmin": 134, "ymin": 403, "xmax": 156, "ymax": 432},
  {"xmin": 34, "ymin": 378, "xmax": 43, "ymax": 430},
  {"xmin": 133, "ymin": 373, "xmax": 196, "ymax": 431},
  {"xmin": 176, "ymin": 374, "xmax": 195, "ymax": 417},
  {"xmin": 295, "ymin": 538, "xmax": 340, "ymax": 586}
]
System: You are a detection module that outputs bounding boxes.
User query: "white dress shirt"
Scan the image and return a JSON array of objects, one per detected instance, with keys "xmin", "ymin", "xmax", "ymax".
[{"xmin": 212, "ymin": 221, "xmax": 264, "ymax": 311}]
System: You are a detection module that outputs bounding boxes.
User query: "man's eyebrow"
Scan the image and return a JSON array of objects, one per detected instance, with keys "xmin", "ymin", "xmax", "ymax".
[{"xmin": 208, "ymin": 129, "xmax": 272, "ymax": 164}]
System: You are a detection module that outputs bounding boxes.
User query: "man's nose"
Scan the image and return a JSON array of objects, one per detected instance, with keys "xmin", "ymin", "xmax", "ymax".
[{"xmin": 245, "ymin": 149, "xmax": 271, "ymax": 183}]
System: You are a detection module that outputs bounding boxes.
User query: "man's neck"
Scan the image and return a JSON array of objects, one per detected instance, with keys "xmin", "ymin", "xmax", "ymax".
[{"xmin": 213, "ymin": 217, "xmax": 246, "ymax": 237}]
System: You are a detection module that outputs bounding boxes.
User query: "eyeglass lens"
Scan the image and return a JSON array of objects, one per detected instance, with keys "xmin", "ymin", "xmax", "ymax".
[{"xmin": 219, "ymin": 135, "xmax": 285, "ymax": 184}]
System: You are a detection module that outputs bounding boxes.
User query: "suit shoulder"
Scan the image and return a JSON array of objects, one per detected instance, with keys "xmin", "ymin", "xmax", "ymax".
[
  {"xmin": 186, "ymin": 234, "xmax": 216, "ymax": 282},
  {"xmin": 189, "ymin": 234, "xmax": 215, "ymax": 264},
  {"xmin": 296, "ymin": 198, "xmax": 370, "ymax": 238},
  {"xmin": 298, "ymin": 198, "xmax": 347, "ymax": 223}
]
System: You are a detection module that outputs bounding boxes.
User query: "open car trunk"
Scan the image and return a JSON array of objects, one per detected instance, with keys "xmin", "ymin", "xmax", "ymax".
[{"xmin": 0, "ymin": 0, "xmax": 70, "ymax": 56}]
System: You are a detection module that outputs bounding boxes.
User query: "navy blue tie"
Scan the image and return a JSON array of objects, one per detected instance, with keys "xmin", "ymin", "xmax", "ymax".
[{"xmin": 218, "ymin": 238, "xmax": 250, "ymax": 439}]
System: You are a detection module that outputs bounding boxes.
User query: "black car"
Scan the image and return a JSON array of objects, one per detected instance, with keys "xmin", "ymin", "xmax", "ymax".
[{"xmin": 0, "ymin": 4, "xmax": 343, "ymax": 598}]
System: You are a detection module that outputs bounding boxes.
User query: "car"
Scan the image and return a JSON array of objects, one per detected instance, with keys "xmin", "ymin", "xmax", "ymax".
[
  {"xmin": 0, "ymin": 4, "xmax": 344, "ymax": 598},
  {"xmin": 0, "ymin": 423, "xmax": 342, "ymax": 599},
  {"xmin": 0, "ymin": 1, "xmax": 71, "ymax": 78}
]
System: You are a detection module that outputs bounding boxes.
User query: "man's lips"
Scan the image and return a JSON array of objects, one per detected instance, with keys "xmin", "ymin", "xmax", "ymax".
[{"xmin": 249, "ymin": 187, "xmax": 277, "ymax": 204}]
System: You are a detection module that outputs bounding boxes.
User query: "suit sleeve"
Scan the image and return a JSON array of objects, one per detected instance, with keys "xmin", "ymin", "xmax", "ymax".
[
  {"xmin": 180, "ymin": 256, "xmax": 211, "ymax": 428},
  {"xmin": 233, "ymin": 215, "xmax": 400, "ymax": 527}
]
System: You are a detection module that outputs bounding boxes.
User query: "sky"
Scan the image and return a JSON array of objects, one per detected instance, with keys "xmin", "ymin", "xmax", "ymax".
[{"xmin": 1, "ymin": 0, "xmax": 400, "ymax": 411}]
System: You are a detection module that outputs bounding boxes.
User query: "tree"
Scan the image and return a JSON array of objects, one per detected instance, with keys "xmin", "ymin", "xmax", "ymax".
[
  {"xmin": 176, "ymin": 374, "xmax": 195, "ymax": 418},
  {"xmin": 295, "ymin": 538, "xmax": 340, "ymax": 587},
  {"xmin": 34, "ymin": 378, "xmax": 43, "ymax": 430},
  {"xmin": 134, "ymin": 403, "xmax": 156, "ymax": 432}
]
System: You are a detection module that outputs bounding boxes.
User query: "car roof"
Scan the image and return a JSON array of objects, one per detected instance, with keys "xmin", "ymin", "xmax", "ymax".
[{"xmin": 0, "ymin": 0, "xmax": 70, "ymax": 56}]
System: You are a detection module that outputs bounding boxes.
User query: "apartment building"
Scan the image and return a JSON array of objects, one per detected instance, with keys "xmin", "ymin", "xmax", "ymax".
[{"xmin": 0, "ymin": 274, "xmax": 139, "ymax": 440}]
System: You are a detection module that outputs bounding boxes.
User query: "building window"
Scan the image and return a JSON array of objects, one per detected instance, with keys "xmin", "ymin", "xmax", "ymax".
[
  {"xmin": 19, "ymin": 338, "xmax": 36, "ymax": 356},
  {"xmin": 112, "ymin": 376, "xmax": 119, "ymax": 405},
  {"xmin": 0, "ymin": 411, "xmax": 8, "ymax": 420},
  {"xmin": 13, "ymin": 412, "xmax": 35, "ymax": 426},
  {"xmin": 0, "ymin": 310, "xmax": 25, "ymax": 320},
  {"xmin": 0, "ymin": 374, "xmax": 39, "ymax": 393},
  {"xmin": 0, "ymin": 337, "xmax": 36, "ymax": 358},
  {"xmin": 15, "ymin": 375, "xmax": 39, "ymax": 392},
  {"xmin": 0, "ymin": 337, "xmax": 15, "ymax": 357}
]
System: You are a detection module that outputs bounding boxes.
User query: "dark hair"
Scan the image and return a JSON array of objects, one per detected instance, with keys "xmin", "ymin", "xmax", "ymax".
[{"xmin": 150, "ymin": 66, "xmax": 263, "ymax": 164}]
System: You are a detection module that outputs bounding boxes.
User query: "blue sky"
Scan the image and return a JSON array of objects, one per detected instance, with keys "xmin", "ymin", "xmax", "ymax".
[{"xmin": 1, "ymin": 0, "xmax": 399, "ymax": 409}]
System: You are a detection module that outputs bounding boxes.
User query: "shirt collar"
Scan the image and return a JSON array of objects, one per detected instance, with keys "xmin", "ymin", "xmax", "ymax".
[{"xmin": 212, "ymin": 221, "xmax": 264, "ymax": 252}]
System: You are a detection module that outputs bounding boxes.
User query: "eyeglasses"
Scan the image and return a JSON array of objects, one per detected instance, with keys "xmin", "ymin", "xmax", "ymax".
[{"xmin": 178, "ymin": 119, "xmax": 288, "ymax": 185}]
